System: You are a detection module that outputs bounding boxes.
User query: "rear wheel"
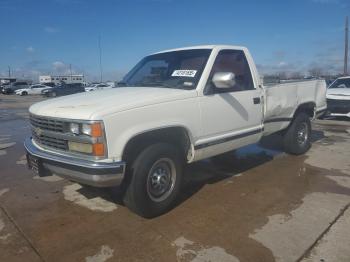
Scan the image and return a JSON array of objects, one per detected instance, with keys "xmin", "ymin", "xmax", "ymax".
[
  {"xmin": 283, "ymin": 113, "xmax": 311, "ymax": 155},
  {"xmin": 123, "ymin": 143, "xmax": 183, "ymax": 218}
]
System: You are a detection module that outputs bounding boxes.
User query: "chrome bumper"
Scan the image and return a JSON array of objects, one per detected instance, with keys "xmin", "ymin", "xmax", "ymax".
[
  {"xmin": 24, "ymin": 138, "xmax": 125, "ymax": 187},
  {"xmin": 328, "ymin": 112, "xmax": 350, "ymax": 118}
]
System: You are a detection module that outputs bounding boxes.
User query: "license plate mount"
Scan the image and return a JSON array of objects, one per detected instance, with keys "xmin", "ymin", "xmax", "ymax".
[{"xmin": 26, "ymin": 154, "xmax": 46, "ymax": 176}]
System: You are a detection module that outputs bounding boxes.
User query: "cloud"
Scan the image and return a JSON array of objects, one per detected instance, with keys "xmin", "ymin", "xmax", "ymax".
[
  {"xmin": 311, "ymin": 0, "xmax": 339, "ymax": 3},
  {"xmin": 51, "ymin": 61, "xmax": 85, "ymax": 76},
  {"xmin": 257, "ymin": 62, "xmax": 300, "ymax": 75},
  {"xmin": 52, "ymin": 61, "xmax": 66, "ymax": 70},
  {"xmin": 309, "ymin": 46, "xmax": 344, "ymax": 74},
  {"xmin": 310, "ymin": 0, "xmax": 349, "ymax": 6},
  {"xmin": 52, "ymin": 61, "xmax": 71, "ymax": 74},
  {"xmin": 44, "ymin": 26, "xmax": 59, "ymax": 33},
  {"xmin": 26, "ymin": 46, "xmax": 35, "ymax": 53},
  {"xmin": 53, "ymin": 0, "xmax": 82, "ymax": 4},
  {"xmin": 278, "ymin": 61, "xmax": 287, "ymax": 67}
]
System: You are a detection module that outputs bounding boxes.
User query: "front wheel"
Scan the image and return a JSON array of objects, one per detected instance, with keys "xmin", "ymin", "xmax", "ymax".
[
  {"xmin": 123, "ymin": 143, "xmax": 183, "ymax": 218},
  {"xmin": 21, "ymin": 91, "xmax": 28, "ymax": 96},
  {"xmin": 50, "ymin": 92, "xmax": 57, "ymax": 97},
  {"xmin": 283, "ymin": 113, "xmax": 311, "ymax": 155}
]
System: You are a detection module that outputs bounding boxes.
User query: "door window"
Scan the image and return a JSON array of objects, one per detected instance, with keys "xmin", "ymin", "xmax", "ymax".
[{"xmin": 205, "ymin": 50, "xmax": 254, "ymax": 94}]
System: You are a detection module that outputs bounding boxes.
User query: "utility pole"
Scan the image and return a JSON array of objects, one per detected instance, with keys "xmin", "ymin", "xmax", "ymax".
[
  {"xmin": 98, "ymin": 34, "xmax": 103, "ymax": 83},
  {"xmin": 8, "ymin": 66, "xmax": 11, "ymax": 78},
  {"xmin": 345, "ymin": 16, "xmax": 349, "ymax": 76},
  {"xmin": 69, "ymin": 64, "xmax": 73, "ymax": 82}
]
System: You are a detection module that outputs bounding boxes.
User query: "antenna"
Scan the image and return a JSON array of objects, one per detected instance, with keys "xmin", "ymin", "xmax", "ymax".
[
  {"xmin": 98, "ymin": 34, "xmax": 103, "ymax": 82},
  {"xmin": 345, "ymin": 16, "xmax": 349, "ymax": 76}
]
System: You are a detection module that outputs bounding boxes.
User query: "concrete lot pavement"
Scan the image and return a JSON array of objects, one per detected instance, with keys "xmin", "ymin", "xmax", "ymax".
[{"xmin": 0, "ymin": 95, "xmax": 349, "ymax": 262}]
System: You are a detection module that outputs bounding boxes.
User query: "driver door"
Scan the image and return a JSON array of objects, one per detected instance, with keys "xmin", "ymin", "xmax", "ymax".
[{"xmin": 197, "ymin": 49, "xmax": 263, "ymax": 158}]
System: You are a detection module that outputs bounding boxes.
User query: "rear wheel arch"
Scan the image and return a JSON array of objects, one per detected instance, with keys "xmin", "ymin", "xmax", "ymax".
[{"xmin": 293, "ymin": 102, "xmax": 316, "ymax": 119}]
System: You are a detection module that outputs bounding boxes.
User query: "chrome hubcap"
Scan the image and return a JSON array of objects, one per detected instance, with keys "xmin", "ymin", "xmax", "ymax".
[
  {"xmin": 147, "ymin": 158, "xmax": 176, "ymax": 202},
  {"xmin": 297, "ymin": 123, "xmax": 308, "ymax": 146}
]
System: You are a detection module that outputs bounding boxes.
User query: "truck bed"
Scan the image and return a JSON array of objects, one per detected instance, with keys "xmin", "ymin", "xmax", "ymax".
[{"xmin": 263, "ymin": 79, "xmax": 327, "ymax": 135}]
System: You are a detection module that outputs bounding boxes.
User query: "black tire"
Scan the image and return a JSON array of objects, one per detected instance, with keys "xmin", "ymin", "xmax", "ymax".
[
  {"xmin": 21, "ymin": 91, "xmax": 28, "ymax": 96},
  {"xmin": 283, "ymin": 113, "xmax": 311, "ymax": 155},
  {"xmin": 123, "ymin": 143, "xmax": 184, "ymax": 218},
  {"xmin": 50, "ymin": 92, "xmax": 57, "ymax": 97}
]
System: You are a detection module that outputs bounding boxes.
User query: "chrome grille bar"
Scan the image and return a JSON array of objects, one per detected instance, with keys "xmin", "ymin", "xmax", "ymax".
[{"xmin": 30, "ymin": 115, "xmax": 65, "ymax": 133}]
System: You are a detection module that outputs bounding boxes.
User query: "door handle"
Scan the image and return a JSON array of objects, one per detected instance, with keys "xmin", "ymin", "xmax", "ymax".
[{"xmin": 253, "ymin": 97, "xmax": 261, "ymax": 104}]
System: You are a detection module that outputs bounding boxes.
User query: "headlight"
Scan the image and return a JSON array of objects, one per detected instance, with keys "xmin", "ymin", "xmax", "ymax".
[
  {"xmin": 82, "ymin": 123, "xmax": 103, "ymax": 137},
  {"xmin": 69, "ymin": 122, "xmax": 103, "ymax": 137},
  {"xmin": 67, "ymin": 121, "xmax": 105, "ymax": 157},
  {"xmin": 69, "ymin": 123, "xmax": 79, "ymax": 135},
  {"xmin": 81, "ymin": 123, "xmax": 92, "ymax": 136}
]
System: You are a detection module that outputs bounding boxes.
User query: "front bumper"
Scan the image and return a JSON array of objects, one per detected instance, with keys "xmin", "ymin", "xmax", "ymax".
[
  {"xmin": 24, "ymin": 138, "xmax": 125, "ymax": 187},
  {"xmin": 326, "ymin": 99, "xmax": 350, "ymax": 118}
]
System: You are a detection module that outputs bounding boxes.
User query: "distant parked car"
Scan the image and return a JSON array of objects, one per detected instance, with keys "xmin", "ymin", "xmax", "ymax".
[
  {"xmin": 15, "ymin": 84, "xmax": 52, "ymax": 96},
  {"xmin": 0, "ymin": 83, "xmax": 10, "ymax": 93},
  {"xmin": 2, "ymin": 81, "xmax": 30, "ymax": 94},
  {"xmin": 326, "ymin": 76, "xmax": 350, "ymax": 118},
  {"xmin": 42, "ymin": 83, "xmax": 85, "ymax": 97},
  {"xmin": 85, "ymin": 83, "xmax": 113, "ymax": 92},
  {"xmin": 42, "ymin": 82, "xmax": 56, "ymax": 87}
]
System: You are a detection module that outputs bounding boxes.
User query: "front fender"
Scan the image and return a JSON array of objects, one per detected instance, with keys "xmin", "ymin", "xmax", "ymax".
[{"xmin": 102, "ymin": 99, "xmax": 201, "ymax": 161}]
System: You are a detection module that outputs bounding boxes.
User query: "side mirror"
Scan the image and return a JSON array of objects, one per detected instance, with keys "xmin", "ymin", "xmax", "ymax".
[{"xmin": 212, "ymin": 72, "xmax": 236, "ymax": 89}]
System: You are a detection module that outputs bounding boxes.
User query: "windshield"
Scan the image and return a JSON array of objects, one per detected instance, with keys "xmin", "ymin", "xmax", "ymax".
[
  {"xmin": 120, "ymin": 49, "xmax": 212, "ymax": 89},
  {"xmin": 329, "ymin": 78, "xmax": 350, "ymax": 89}
]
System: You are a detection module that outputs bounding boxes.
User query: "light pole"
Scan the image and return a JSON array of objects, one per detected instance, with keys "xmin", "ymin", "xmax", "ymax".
[
  {"xmin": 98, "ymin": 34, "xmax": 103, "ymax": 83},
  {"xmin": 345, "ymin": 16, "xmax": 349, "ymax": 76}
]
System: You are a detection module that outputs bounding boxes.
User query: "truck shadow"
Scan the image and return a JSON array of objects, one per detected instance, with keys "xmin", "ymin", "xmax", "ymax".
[
  {"xmin": 78, "ymin": 130, "xmax": 326, "ymax": 208},
  {"xmin": 177, "ymin": 130, "xmax": 325, "ymax": 204}
]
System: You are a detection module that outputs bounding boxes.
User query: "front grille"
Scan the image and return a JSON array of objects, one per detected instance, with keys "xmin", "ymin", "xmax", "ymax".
[
  {"xmin": 327, "ymin": 99, "xmax": 350, "ymax": 114},
  {"xmin": 30, "ymin": 114, "xmax": 65, "ymax": 133},
  {"xmin": 32, "ymin": 132, "xmax": 68, "ymax": 150},
  {"xmin": 30, "ymin": 114, "xmax": 68, "ymax": 151}
]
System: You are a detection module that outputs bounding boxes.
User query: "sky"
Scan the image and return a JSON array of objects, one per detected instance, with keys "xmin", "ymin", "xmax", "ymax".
[{"xmin": 0, "ymin": 0, "xmax": 349, "ymax": 81}]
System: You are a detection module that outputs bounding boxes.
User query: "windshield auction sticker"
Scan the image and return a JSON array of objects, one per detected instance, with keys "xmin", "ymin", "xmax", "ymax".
[{"xmin": 171, "ymin": 70, "xmax": 197, "ymax": 77}]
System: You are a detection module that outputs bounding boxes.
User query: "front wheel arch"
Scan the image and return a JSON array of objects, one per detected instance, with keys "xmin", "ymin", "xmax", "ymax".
[{"xmin": 121, "ymin": 126, "xmax": 193, "ymax": 165}]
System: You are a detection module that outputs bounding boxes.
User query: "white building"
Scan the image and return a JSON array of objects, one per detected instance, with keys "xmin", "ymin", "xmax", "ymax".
[{"xmin": 39, "ymin": 75, "xmax": 84, "ymax": 85}]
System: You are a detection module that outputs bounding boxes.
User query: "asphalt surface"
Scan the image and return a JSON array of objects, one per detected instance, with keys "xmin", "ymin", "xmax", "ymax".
[{"xmin": 0, "ymin": 94, "xmax": 350, "ymax": 262}]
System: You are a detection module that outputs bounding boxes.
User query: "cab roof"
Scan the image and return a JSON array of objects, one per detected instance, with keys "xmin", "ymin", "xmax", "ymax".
[{"xmin": 153, "ymin": 45, "xmax": 247, "ymax": 55}]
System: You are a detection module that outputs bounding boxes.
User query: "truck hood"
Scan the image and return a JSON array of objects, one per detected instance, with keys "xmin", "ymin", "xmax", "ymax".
[
  {"xmin": 326, "ymin": 88, "xmax": 350, "ymax": 100},
  {"xmin": 29, "ymin": 87, "xmax": 197, "ymax": 120}
]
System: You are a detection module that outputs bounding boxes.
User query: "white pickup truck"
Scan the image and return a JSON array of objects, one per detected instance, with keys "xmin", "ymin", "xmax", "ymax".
[{"xmin": 25, "ymin": 45, "xmax": 327, "ymax": 217}]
